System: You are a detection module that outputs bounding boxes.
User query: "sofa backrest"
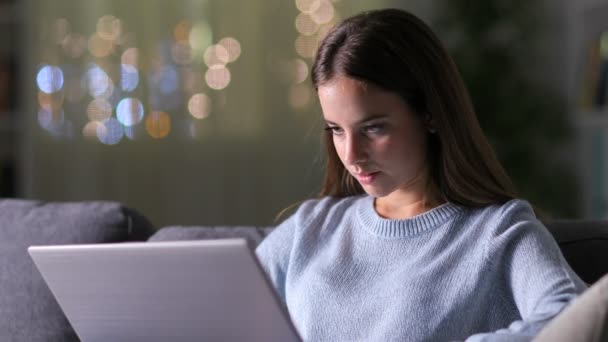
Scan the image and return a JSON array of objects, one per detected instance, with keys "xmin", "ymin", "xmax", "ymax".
[
  {"xmin": 543, "ymin": 220, "xmax": 608, "ymax": 285},
  {"xmin": 0, "ymin": 199, "xmax": 155, "ymax": 342}
]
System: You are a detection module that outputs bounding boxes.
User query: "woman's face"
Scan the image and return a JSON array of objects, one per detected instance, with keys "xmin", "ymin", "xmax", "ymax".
[{"xmin": 318, "ymin": 76, "xmax": 429, "ymax": 200}]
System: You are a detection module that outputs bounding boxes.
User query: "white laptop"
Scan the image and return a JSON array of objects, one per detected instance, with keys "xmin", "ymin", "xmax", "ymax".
[{"xmin": 28, "ymin": 239, "xmax": 302, "ymax": 342}]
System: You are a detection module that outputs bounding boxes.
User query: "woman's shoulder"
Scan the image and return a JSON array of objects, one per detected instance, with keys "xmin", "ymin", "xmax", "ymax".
[{"xmin": 470, "ymin": 198, "xmax": 536, "ymax": 223}]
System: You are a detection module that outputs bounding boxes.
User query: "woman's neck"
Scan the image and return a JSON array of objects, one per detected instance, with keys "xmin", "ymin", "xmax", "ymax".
[{"xmin": 374, "ymin": 183, "xmax": 445, "ymax": 220}]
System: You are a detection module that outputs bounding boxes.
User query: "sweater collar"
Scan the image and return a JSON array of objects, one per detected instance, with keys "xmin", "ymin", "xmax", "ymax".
[{"xmin": 355, "ymin": 196, "xmax": 462, "ymax": 238}]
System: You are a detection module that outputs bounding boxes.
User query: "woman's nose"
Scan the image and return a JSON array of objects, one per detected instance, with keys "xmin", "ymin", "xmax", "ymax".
[{"xmin": 344, "ymin": 134, "xmax": 367, "ymax": 165}]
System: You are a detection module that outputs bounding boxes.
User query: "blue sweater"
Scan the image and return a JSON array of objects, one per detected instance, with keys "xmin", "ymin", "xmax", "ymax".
[{"xmin": 255, "ymin": 196, "xmax": 587, "ymax": 342}]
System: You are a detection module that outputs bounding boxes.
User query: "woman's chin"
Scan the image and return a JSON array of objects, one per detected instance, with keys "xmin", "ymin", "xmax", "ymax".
[{"xmin": 360, "ymin": 184, "xmax": 392, "ymax": 198}]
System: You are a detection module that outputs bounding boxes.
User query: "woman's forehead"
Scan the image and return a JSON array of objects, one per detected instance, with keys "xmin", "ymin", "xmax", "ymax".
[{"xmin": 318, "ymin": 77, "xmax": 411, "ymax": 122}]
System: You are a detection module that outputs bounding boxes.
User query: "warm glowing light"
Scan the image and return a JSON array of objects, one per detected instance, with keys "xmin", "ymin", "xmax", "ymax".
[
  {"xmin": 38, "ymin": 91, "xmax": 64, "ymax": 110},
  {"xmin": 218, "ymin": 37, "xmax": 241, "ymax": 62},
  {"xmin": 188, "ymin": 93, "xmax": 211, "ymax": 119},
  {"xmin": 83, "ymin": 121, "xmax": 103, "ymax": 139},
  {"xmin": 121, "ymin": 48, "xmax": 138, "ymax": 67},
  {"xmin": 295, "ymin": 35, "xmax": 318, "ymax": 59},
  {"xmin": 296, "ymin": 0, "xmax": 321, "ymax": 14},
  {"xmin": 88, "ymin": 33, "xmax": 114, "ymax": 58},
  {"xmin": 84, "ymin": 65, "xmax": 113, "ymax": 98},
  {"xmin": 97, "ymin": 15, "xmax": 122, "ymax": 41},
  {"xmin": 61, "ymin": 33, "xmax": 87, "ymax": 59},
  {"xmin": 120, "ymin": 64, "xmax": 139, "ymax": 92},
  {"xmin": 37, "ymin": 65, "xmax": 64, "ymax": 94},
  {"xmin": 172, "ymin": 41, "xmax": 193, "ymax": 65},
  {"xmin": 293, "ymin": 59, "xmax": 308, "ymax": 83},
  {"xmin": 86, "ymin": 99, "xmax": 113, "ymax": 121},
  {"xmin": 51, "ymin": 18, "xmax": 70, "ymax": 44},
  {"xmin": 116, "ymin": 32, "xmax": 136, "ymax": 47},
  {"xmin": 288, "ymin": 84, "xmax": 312, "ymax": 109},
  {"xmin": 189, "ymin": 21, "xmax": 212, "ymax": 52},
  {"xmin": 145, "ymin": 111, "xmax": 171, "ymax": 138},
  {"xmin": 116, "ymin": 98, "xmax": 144, "ymax": 126},
  {"xmin": 97, "ymin": 118, "xmax": 123, "ymax": 145},
  {"xmin": 205, "ymin": 65, "xmax": 231, "ymax": 90},
  {"xmin": 204, "ymin": 44, "xmax": 230, "ymax": 67},
  {"xmin": 174, "ymin": 20, "xmax": 191, "ymax": 42},
  {"xmin": 317, "ymin": 23, "xmax": 335, "ymax": 42},
  {"xmin": 295, "ymin": 13, "xmax": 319, "ymax": 36},
  {"xmin": 311, "ymin": 0, "xmax": 335, "ymax": 24}
]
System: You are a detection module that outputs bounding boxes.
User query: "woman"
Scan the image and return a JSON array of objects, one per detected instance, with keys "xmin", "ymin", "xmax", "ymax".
[{"xmin": 256, "ymin": 8, "xmax": 586, "ymax": 341}]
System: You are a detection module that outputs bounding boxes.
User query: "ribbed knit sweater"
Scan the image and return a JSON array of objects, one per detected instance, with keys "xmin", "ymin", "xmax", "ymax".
[{"xmin": 255, "ymin": 196, "xmax": 587, "ymax": 342}]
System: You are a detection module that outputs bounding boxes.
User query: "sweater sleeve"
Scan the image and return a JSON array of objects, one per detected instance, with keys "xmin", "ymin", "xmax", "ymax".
[
  {"xmin": 465, "ymin": 200, "xmax": 587, "ymax": 342},
  {"xmin": 255, "ymin": 212, "xmax": 298, "ymax": 305}
]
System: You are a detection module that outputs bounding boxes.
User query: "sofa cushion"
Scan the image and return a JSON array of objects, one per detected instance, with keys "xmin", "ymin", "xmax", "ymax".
[
  {"xmin": 0, "ymin": 199, "xmax": 155, "ymax": 342},
  {"xmin": 148, "ymin": 225, "xmax": 273, "ymax": 247}
]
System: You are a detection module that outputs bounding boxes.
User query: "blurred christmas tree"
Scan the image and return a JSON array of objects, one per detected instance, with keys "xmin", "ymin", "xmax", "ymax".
[{"xmin": 433, "ymin": 0, "xmax": 579, "ymax": 217}]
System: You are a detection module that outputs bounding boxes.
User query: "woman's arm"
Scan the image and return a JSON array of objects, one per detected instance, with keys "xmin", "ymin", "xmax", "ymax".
[{"xmin": 466, "ymin": 200, "xmax": 587, "ymax": 341}]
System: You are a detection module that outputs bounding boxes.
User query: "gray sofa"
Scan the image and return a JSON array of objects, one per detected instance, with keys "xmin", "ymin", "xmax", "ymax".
[{"xmin": 1, "ymin": 198, "xmax": 607, "ymax": 341}]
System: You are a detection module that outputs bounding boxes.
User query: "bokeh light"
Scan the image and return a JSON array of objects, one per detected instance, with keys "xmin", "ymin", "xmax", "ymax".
[
  {"xmin": 188, "ymin": 93, "xmax": 211, "ymax": 119},
  {"xmin": 120, "ymin": 64, "xmax": 139, "ymax": 92},
  {"xmin": 97, "ymin": 15, "xmax": 122, "ymax": 42},
  {"xmin": 292, "ymin": 59, "xmax": 308, "ymax": 83},
  {"xmin": 145, "ymin": 111, "xmax": 171, "ymax": 138},
  {"xmin": 38, "ymin": 91, "xmax": 63, "ymax": 110},
  {"xmin": 84, "ymin": 65, "xmax": 113, "ymax": 98},
  {"xmin": 51, "ymin": 18, "xmax": 70, "ymax": 44},
  {"xmin": 83, "ymin": 121, "xmax": 103, "ymax": 139},
  {"xmin": 88, "ymin": 33, "xmax": 114, "ymax": 58},
  {"xmin": 38, "ymin": 106, "xmax": 64, "ymax": 130},
  {"xmin": 86, "ymin": 98, "xmax": 113, "ymax": 121},
  {"xmin": 174, "ymin": 20, "xmax": 191, "ymax": 42},
  {"xmin": 37, "ymin": 65, "xmax": 64, "ymax": 94},
  {"xmin": 295, "ymin": 35, "xmax": 318, "ymax": 59},
  {"xmin": 205, "ymin": 65, "xmax": 231, "ymax": 90},
  {"xmin": 189, "ymin": 20, "xmax": 213, "ymax": 52},
  {"xmin": 218, "ymin": 37, "xmax": 241, "ymax": 62},
  {"xmin": 204, "ymin": 44, "xmax": 229, "ymax": 67},
  {"xmin": 61, "ymin": 33, "xmax": 87, "ymax": 59},
  {"xmin": 151, "ymin": 65, "xmax": 179, "ymax": 94},
  {"xmin": 311, "ymin": 0, "xmax": 335, "ymax": 24},
  {"xmin": 295, "ymin": 13, "xmax": 319, "ymax": 36},
  {"xmin": 116, "ymin": 98, "xmax": 144, "ymax": 126},
  {"xmin": 124, "ymin": 125, "xmax": 138, "ymax": 140},
  {"xmin": 317, "ymin": 23, "xmax": 335, "ymax": 42},
  {"xmin": 296, "ymin": 0, "xmax": 321, "ymax": 14},
  {"xmin": 97, "ymin": 118, "xmax": 124, "ymax": 145},
  {"xmin": 121, "ymin": 48, "xmax": 138, "ymax": 67}
]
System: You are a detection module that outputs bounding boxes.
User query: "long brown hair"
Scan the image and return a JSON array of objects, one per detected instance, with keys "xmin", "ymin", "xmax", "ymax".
[{"xmin": 311, "ymin": 8, "xmax": 517, "ymax": 208}]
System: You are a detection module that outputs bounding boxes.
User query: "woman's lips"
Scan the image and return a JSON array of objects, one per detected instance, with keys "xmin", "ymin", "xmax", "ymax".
[{"xmin": 354, "ymin": 171, "xmax": 380, "ymax": 185}]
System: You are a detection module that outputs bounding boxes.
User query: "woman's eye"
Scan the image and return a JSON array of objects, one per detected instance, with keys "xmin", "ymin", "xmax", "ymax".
[
  {"xmin": 363, "ymin": 124, "xmax": 385, "ymax": 134},
  {"xmin": 325, "ymin": 126, "xmax": 343, "ymax": 135}
]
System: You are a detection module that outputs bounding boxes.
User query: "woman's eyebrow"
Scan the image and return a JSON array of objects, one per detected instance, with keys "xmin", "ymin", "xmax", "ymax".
[{"xmin": 324, "ymin": 114, "xmax": 388, "ymax": 126}]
